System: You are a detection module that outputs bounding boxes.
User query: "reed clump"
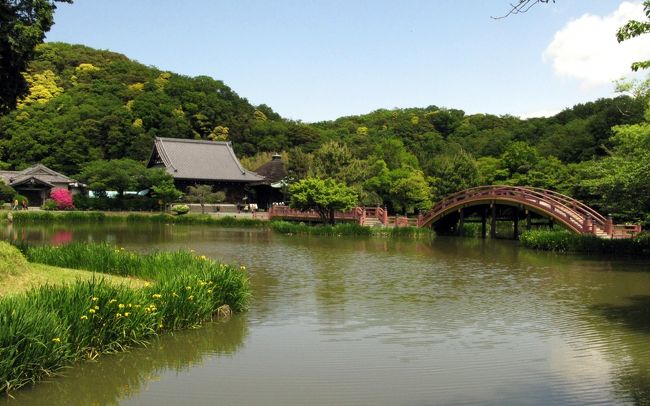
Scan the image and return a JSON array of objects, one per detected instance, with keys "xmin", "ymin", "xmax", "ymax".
[
  {"xmin": 1, "ymin": 243, "xmax": 250, "ymax": 394},
  {"xmin": 519, "ymin": 229, "xmax": 650, "ymax": 256}
]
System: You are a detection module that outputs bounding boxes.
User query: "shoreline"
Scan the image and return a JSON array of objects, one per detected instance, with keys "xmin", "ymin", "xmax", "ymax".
[{"xmin": 0, "ymin": 242, "xmax": 250, "ymax": 395}]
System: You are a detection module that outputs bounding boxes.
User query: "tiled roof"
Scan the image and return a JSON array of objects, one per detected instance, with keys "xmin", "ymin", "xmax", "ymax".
[
  {"xmin": 149, "ymin": 137, "xmax": 265, "ymax": 183},
  {"xmin": 255, "ymin": 154, "xmax": 287, "ymax": 184},
  {"xmin": 0, "ymin": 164, "xmax": 77, "ymax": 187}
]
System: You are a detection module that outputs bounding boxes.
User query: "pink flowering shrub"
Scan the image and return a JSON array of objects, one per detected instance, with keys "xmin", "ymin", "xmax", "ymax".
[{"xmin": 50, "ymin": 188, "xmax": 74, "ymax": 210}]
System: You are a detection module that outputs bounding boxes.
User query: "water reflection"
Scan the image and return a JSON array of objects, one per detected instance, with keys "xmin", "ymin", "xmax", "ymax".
[
  {"xmin": 3, "ymin": 224, "xmax": 650, "ymax": 404},
  {"xmin": 2, "ymin": 316, "xmax": 248, "ymax": 406}
]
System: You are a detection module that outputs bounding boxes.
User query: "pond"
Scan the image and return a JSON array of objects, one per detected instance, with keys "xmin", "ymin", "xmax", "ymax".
[{"xmin": 2, "ymin": 223, "xmax": 650, "ymax": 405}]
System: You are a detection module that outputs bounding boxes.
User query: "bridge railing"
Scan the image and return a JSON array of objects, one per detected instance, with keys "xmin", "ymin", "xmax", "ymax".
[{"xmin": 269, "ymin": 205, "xmax": 365, "ymax": 223}]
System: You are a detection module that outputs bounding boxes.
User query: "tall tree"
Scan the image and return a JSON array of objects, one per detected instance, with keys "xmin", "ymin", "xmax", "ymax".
[{"xmin": 0, "ymin": 0, "xmax": 72, "ymax": 112}]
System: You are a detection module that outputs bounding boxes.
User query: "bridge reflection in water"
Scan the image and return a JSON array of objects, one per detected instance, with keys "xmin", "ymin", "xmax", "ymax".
[{"xmin": 269, "ymin": 186, "xmax": 641, "ymax": 239}]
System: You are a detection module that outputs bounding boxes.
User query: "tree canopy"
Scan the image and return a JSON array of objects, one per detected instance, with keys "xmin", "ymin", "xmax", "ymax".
[
  {"xmin": 288, "ymin": 178, "xmax": 358, "ymax": 225},
  {"xmin": 0, "ymin": 0, "xmax": 72, "ymax": 113}
]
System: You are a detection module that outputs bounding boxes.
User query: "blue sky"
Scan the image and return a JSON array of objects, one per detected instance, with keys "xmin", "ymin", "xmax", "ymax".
[{"xmin": 46, "ymin": 1, "xmax": 648, "ymax": 122}]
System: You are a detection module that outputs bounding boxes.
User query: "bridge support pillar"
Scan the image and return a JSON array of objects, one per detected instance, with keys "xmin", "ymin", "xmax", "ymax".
[
  {"xmin": 513, "ymin": 209, "xmax": 519, "ymax": 239},
  {"xmin": 526, "ymin": 210, "xmax": 531, "ymax": 231},
  {"xmin": 490, "ymin": 204, "xmax": 497, "ymax": 238},
  {"xmin": 481, "ymin": 208, "xmax": 487, "ymax": 239},
  {"xmin": 457, "ymin": 208, "xmax": 464, "ymax": 236}
]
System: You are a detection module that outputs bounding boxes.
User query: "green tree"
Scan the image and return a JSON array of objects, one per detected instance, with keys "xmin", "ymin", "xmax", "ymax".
[
  {"xmin": 151, "ymin": 179, "xmax": 183, "ymax": 210},
  {"xmin": 288, "ymin": 177, "xmax": 358, "ymax": 225},
  {"xmin": 388, "ymin": 168, "xmax": 432, "ymax": 214},
  {"xmin": 185, "ymin": 184, "xmax": 225, "ymax": 214},
  {"xmin": 77, "ymin": 159, "xmax": 159, "ymax": 197},
  {"xmin": 0, "ymin": 0, "xmax": 72, "ymax": 112},
  {"xmin": 617, "ymin": 1, "xmax": 650, "ymax": 71}
]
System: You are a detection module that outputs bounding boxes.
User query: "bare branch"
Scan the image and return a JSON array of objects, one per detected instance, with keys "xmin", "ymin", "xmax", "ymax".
[{"xmin": 492, "ymin": 0, "xmax": 555, "ymax": 20}]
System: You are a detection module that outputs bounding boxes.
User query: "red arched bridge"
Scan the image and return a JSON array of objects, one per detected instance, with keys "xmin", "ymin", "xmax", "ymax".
[{"xmin": 268, "ymin": 185, "xmax": 642, "ymax": 239}]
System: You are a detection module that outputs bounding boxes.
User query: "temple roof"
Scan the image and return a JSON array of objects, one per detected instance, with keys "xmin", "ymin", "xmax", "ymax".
[
  {"xmin": 147, "ymin": 137, "xmax": 265, "ymax": 183},
  {"xmin": 0, "ymin": 164, "xmax": 79, "ymax": 187},
  {"xmin": 254, "ymin": 154, "xmax": 287, "ymax": 184}
]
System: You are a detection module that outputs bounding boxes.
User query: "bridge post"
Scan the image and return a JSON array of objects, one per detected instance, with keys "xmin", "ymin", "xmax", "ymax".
[
  {"xmin": 606, "ymin": 215, "xmax": 613, "ymax": 237},
  {"xmin": 513, "ymin": 208, "xmax": 519, "ymax": 239},
  {"xmin": 526, "ymin": 209, "xmax": 531, "ymax": 231},
  {"xmin": 457, "ymin": 208, "xmax": 464, "ymax": 236},
  {"xmin": 582, "ymin": 215, "xmax": 593, "ymax": 235},
  {"xmin": 490, "ymin": 203, "xmax": 496, "ymax": 238},
  {"xmin": 481, "ymin": 207, "xmax": 487, "ymax": 239}
]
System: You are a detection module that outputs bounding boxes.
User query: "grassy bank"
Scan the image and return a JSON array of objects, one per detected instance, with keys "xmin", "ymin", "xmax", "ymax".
[
  {"xmin": 519, "ymin": 230, "xmax": 650, "ymax": 256},
  {"xmin": 0, "ymin": 242, "xmax": 250, "ymax": 394},
  {"xmin": 269, "ymin": 221, "xmax": 434, "ymax": 238},
  {"xmin": 2, "ymin": 210, "xmax": 268, "ymax": 228}
]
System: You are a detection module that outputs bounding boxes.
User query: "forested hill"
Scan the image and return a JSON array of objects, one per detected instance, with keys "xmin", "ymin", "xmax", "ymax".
[
  {"xmin": 0, "ymin": 42, "xmax": 313, "ymax": 174},
  {"xmin": 0, "ymin": 42, "xmax": 648, "ymax": 223}
]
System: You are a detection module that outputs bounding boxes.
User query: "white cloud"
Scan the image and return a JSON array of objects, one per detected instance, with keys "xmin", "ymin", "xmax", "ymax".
[{"xmin": 543, "ymin": 2, "xmax": 650, "ymax": 88}]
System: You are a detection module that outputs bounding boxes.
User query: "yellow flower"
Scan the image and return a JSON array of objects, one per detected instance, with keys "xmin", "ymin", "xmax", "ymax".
[
  {"xmin": 144, "ymin": 282, "xmax": 151, "ymax": 287},
  {"xmin": 88, "ymin": 309, "xmax": 96, "ymax": 314},
  {"xmin": 240, "ymin": 265, "xmax": 246, "ymax": 271},
  {"xmin": 134, "ymin": 304, "xmax": 141, "ymax": 308},
  {"xmin": 124, "ymin": 312, "xmax": 130, "ymax": 317},
  {"xmin": 80, "ymin": 315, "xmax": 88, "ymax": 320},
  {"xmin": 109, "ymin": 299, "xmax": 117, "ymax": 304},
  {"xmin": 91, "ymin": 297, "xmax": 98, "ymax": 302},
  {"xmin": 188, "ymin": 295, "xmax": 194, "ymax": 301},
  {"xmin": 158, "ymin": 323, "xmax": 163, "ymax": 328},
  {"xmin": 152, "ymin": 293, "xmax": 162, "ymax": 299},
  {"xmin": 115, "ymin": 313, "xmax": 122, "ymax": 318},
  {"xmin": 199, "ymin": 255, "xmax": 207, "ymax": 260},
  {"xmin": 118, "ymin": 304, "xmax": 125, "ymax": 309},
  {"xmin": 51, "ymin": 337, "xmax": 61, "ymax": 343},
  {"xmin": 172, "ymin": 292, "xmax": 179, "ymax": 298},
  {"xmin": 207, "ymin": 289, "xmax": 212, "ymax": 294},
  {"xmin": 185, "ymin": 286, "xmax": 192, "ymax": 291},
  {"xmin": 94, "ymin": 305, "xmax": 99, "ymax": 310},
  {"xmin": 128, "ymin": 303, "xmax": 132, "ymax": 308}
]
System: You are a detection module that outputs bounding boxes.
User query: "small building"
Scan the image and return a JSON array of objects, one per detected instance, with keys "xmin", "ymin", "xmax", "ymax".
[
  {"xmin": 253, "ymin": 153, "xmax": 288, "ymax": 208},
  {"xmin": 0, "ymin": 164, "xmax": 84, "ymax": 206},
  {"xmin": 146, "ymin": 137, "xmax": 265, "ymax": 201}
]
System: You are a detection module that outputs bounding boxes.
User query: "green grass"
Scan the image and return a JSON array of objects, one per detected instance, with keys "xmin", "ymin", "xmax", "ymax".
[
  {"xmin": 269, "ymin": 220, "xmax": 434, "ymax": 238},
  {"xmin": 0, "ymin": 242, "xmax": 250, "ymax": 394},
  {"xmin": 519, "ymin": 229, "xmax": 650, "ymax": 256},
  {"xmin": 5, "ymin": 210, "xmax": 268, "ymax": 228},
  {"xmin": 0, "ymin": 242, "xmax": 145, "ymax": 297}
]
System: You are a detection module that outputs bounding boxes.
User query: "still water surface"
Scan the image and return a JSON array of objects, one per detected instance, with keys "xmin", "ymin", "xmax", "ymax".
[{"xmin": 2, "ymin": 223, "xmax": 650, "ymax": 405}]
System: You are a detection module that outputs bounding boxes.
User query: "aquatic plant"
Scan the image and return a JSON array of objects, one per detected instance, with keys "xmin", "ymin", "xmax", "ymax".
[
  {"xmin": 520, "ymin": 230, "xmax": 650, "ymax": 256},
  {"xmin": 0, "ymin": 243, "xmax": 250, "ymax": 394}
]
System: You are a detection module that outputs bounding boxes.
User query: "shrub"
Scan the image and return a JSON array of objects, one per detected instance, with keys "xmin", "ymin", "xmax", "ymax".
[
  {"xmin": 0, "ymin": 181, "xmax": 16, "ymax": 203},
  {"xmin": 41, "ymin": 199, "xmax": 58, "ymax": 211},
  {"xmin": 171, "ymin": 204, "xmax": 190, "ymax": 215},
  {"xmin": 520, "ymin": 229, "xmax": 650, "ymax": 256},
  {"xmin": 50, "ymin": 188, "xmax": 74, "ymax": 210}
]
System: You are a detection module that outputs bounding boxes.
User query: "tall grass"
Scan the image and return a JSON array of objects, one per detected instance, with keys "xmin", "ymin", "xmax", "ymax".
[
  {"xmin": 270, "ymin": 221, "xmax": 373, "ymax": 236},
  {"xmin": 1, "ymin": 243, "xmax": 250, "ymax": 394},
  {"xmin": 269, "ymin": 221, "xmax": 434, "ymax": 238},
  {"xmin": 520, "ymin": 229, "xmax": 650, "ymax": 256},
  {"xmin": 10, "ymin": 211, "xmax": 109, "ymax": 223},
  {"xmin": 7, "ymin": 210, "xmax": 268, "ymax": 228}
]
